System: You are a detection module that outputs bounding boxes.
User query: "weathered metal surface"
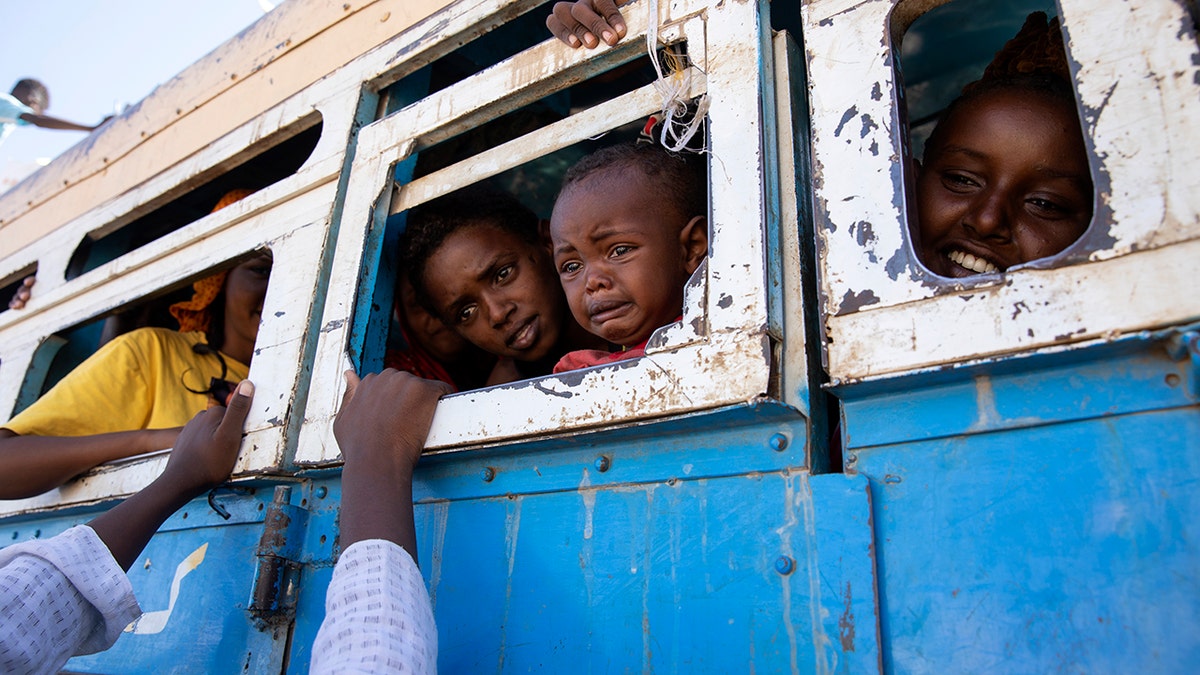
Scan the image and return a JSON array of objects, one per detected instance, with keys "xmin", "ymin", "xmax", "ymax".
[
  {"xmin": 842, "ymin": 337, "xmax": 1200, "ymax": 672},
  {"xmin": 0, "ymin": 486, "xmax": 290, "ymax": 673},
  {"xmin": 296, "ymin": 0, "xmax": 775, "ymax": 460},
  {"xmin": 285, "ymin": 411, "xmax": 875, "ymax": 673},
  {"xmin": 0, "ymin": 185, "xmax": 337, "ymax": 517},
  {"xmin": 802, "ymin": 0, "xmax": 1200, "ymax": 383},
  {"xmin": 0, "ymin": 0, "xmax": 452, "ymax": 258}
]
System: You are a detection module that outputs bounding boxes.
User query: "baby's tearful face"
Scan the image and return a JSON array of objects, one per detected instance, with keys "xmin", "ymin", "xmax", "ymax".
[
  {"xmin": 915, "ymin": 88, "xmax": 1093, "ymax": 278},
  {"xmin": 550, "ymin": 172, "xmax": 703, "ymax": 347}
]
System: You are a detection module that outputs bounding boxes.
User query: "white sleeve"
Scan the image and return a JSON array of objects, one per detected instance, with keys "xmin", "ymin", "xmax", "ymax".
[
  {"xmin": 310, "ymin": 539, "xmax": 438, "ymax": 674},
  {"xmin": 0, "ymin": 525, "xmax": 141, "ymax": 675}
]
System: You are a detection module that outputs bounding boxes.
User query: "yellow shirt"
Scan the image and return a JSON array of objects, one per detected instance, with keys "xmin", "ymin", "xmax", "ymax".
[{"xmin": 3, "ymin": 328, "xmax": 249, "ymax": 437}]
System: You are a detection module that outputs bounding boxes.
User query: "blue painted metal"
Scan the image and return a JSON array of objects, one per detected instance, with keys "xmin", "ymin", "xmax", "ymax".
[
  {"xmin": 841, "ymin": 335, "xmax": 1200, "ymax": 673},
  {"xmin": 0, "ymin": 486, "xmax": 294, "ymax": 673}
]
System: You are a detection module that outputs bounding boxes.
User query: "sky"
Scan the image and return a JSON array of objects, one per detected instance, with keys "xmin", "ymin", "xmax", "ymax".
[{"xmin": 0, "ymin": 0, "xmax": 275, "ymax": 192}]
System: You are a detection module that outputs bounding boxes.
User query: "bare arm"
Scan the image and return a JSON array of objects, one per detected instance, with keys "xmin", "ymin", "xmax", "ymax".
[
  {"xmin": 546, "ymin": 0, "xmax": 630, "ymax": 48},
  {"xmin": 0, "ymin": 427, "xmax": 181, "ymax": 500},
  {"xmin": 90, "ymin": 381, "xmax": 253, "ymax": 570},
  {"xmin": 19, "ymin": 112, "xmax": 110, "ymax": 132},
  {"xmin": 333, "ymin": 370, "xmax": 451, "ymax": 562}
]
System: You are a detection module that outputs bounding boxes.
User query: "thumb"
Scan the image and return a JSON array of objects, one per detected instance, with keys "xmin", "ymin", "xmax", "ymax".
[
  {"xmin": 216, "ymin": 380, "xmax": 254, "ymax": 441},
  {"xmin": 341, "ymin": 369, "xmax": 361, "ymax": 409}
]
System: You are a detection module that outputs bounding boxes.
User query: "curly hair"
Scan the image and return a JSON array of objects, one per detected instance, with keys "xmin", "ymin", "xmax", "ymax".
[
  {"xmin": 400, "ymin": 184, "xmax": 540, "ymax": 312},
  {"xmin": 557, "ymin": 142, "xmax": 707, "ymax": 224}
]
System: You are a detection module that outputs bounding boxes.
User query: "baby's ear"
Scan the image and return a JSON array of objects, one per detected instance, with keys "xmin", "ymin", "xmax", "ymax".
[
  {"xmin": 538, "ymin": 218, "xmax": 553, "ymax": 251},
  {"xmin": 680, "ymin": 216, "xmax": 709, "ymax": 274}
]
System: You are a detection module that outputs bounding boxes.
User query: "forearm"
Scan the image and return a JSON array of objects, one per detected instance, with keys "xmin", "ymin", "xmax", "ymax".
[
  {"xmin": 0, "ymin": 429, "xmax": 178, "ymax": 500},
  {"xmin": 89, "ymin": 475, "xmax": 200, "ymax": 571},
  {"xmin": 21, "ymin": 113, "xmax": 97, "ymax": 131},
  {"xmin": 340, "ymin": 459, "xmax": 418, "ymax": 563}
]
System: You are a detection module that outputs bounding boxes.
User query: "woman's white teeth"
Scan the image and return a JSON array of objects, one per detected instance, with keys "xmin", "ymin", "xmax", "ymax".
[{"xmin": 948, "ymin": 250, "xmax": 999, "ymax": 274}]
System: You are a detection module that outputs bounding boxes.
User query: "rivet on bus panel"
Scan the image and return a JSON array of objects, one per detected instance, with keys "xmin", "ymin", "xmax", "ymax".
[
  {"xmin": 481, "ymin": 467, "xmax": 497, "ymax": 482},
  {"xmin": 769, "ymin": 433, "xmax": 789, "ymax": 452},
  {"xmin": 775, "ymin": 556, "xmax": 796, "ymax": 575},
  {"xmin": 594, "ymin": 455, "xmax": 611, "ymax": 472}
]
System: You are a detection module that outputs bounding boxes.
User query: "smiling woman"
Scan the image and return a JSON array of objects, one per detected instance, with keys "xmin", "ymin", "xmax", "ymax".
[{"xmin": 909, "ymin": 11, "xmax": 1093, "ymax": 278}]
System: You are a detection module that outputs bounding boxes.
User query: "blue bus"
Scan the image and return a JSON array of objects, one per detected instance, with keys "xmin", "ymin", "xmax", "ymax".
[{"xmin": 0, "ymin": 0, "xmax": 1196, "ymax": 671}]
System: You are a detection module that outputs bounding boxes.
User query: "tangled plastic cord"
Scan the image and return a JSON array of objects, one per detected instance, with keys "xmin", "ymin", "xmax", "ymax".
[{"xmin": 645, "ymin": 0, "xmax": 709, "ymax": 153}]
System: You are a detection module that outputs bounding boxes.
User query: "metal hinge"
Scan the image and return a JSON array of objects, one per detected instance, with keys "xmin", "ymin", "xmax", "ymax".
[{"xmin": 248, "ymin": 485, "xmax": 306, "ymax": 630}]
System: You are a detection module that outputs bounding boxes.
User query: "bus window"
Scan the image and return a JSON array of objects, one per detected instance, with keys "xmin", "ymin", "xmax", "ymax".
[
  {"xmin": 804, "ymin": 0, "xmax": 1200, "ymax": 382},
  {"xmin": 899, "ymin": 1, "xmax": 1093, "ymax": 280},
  {"xmin": 9, "ymin": 249, "xmax": 274, "ymax": 421},
  {"xmin": 363, "ymin": 46, "xmax": 669, "ymax": 386},
  {"xmin": 1, "ymin": 263, "xmax": 36, "ymax": 314},
  {"xmin": 299, "ymin": 0, "xmax": 779, "ymax": 458},
  {"xmin": 65, "ymin": 118, "xmax": 320, "ymax": 279}
]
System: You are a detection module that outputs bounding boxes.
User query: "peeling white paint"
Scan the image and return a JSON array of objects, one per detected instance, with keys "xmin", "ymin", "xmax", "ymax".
[{"xmin": 803, "ymin": 0, "xmax": 1200, "ymax": 383}]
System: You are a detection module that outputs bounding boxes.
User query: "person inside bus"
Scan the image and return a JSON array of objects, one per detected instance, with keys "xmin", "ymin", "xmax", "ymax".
[
  {"xmin": 0, "ymin": 190, "xmax": 271, "ymax": 500},
  {"xmin": 912, "ymin": 12, "xmax": 1093, "ymax": 278},
  {"xmin": 403, "ymin": 185, "xmax": 607, "ymax": 385},
  {"xmin": 549, "ymin": 141, "xmax": 707, "ymax": 373},
  {"xmin": 385, "ymin": 249, "xmax": 496, "ymax": 392},
  {"xmin": 547, "ymin": 5, "xmax": 1093, "ymax": 278},
  {"xmin": 0, "ymin": 381, "xmax": 254, "ymax": 674},
  {"xmin": 0, "ymin": 78, "xmax": 110, "ymax": 149}
]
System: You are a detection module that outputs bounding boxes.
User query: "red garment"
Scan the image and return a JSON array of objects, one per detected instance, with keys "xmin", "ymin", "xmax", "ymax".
[
  {"xmin": 384, "ymin": 324, "xmax": 458, "ymax": 391},
  {"xmin": 553, "ymin": 339, "xmax": 647, "ymax": 374}
]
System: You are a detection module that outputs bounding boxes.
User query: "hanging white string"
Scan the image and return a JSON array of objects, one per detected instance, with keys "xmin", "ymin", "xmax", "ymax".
[{"xmin": 645, "ymin": 0, "xmax": 709, "ymax": 153}]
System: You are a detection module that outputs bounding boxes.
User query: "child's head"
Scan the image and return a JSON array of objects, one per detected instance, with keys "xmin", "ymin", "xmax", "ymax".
[
  {"xmin": 549, "ymin": 142, "xmax": 708, "ymax": 347},
  {"xmin": 11, "ymin": 79, "xmax": 48, "ymax": 114},
  {"xmin": 914, "ymin": 13, "xmax": 1093, "ymax": 278},
  {"xmin": 405, "ymin": 186, "xmax": 569, "ymax": 362},
  {"xmin": 395, "ymin": 273, "xmax": 471, "ymax": 364}
]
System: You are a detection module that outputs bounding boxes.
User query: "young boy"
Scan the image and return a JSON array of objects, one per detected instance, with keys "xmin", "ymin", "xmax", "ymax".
[
  {"xmin": 914, "ymin": 13, "xmax": 1093, "ymax": 277},
  {"xmin": 404, "ymin": 185, "xmax": 606, "ymax": 384},
  {"xmin": 549, "ymin": 142, "xmax": 708, "ymax": 373},
  {"xmin": 1, "ymin": 78, "xmax": 109, "ymax": 147}
]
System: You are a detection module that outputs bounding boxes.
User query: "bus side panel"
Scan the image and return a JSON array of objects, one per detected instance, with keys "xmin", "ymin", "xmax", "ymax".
[
  {"xmin": 0, "ymin": 490, "xmax": 290, "ymax": 673},
  {"xmin": 845, "ymin": 342, "xmax": 1200, "ymax": 673},
  {"xmin": 413, "ymin": 469, "xmax": 878, "ymax": 672}
]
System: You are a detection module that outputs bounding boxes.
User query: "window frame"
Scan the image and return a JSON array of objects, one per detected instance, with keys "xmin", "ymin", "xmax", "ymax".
[
  {"xmin": 802, "ymin": 0, "xmax": 1200, "ymax": 384},
  {"xmin": 296, "ymin": 0, "xmax": 781, "ymax": 460}
]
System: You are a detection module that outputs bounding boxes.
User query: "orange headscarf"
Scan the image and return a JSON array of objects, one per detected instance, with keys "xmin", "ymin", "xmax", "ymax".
[{"xmin": 168, "ymin": 188, "xmax": 255, "ymax": 333}]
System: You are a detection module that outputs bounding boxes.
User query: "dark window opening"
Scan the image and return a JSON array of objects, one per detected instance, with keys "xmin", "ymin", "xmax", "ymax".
[{"xmin": 65, "ymin": 119, "xmax": 320, "ymax": 280}]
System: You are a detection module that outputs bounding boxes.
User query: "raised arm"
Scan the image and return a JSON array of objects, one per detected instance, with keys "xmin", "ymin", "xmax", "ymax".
[
  {"xmin": 0, "ymin": 383, "xmax": 252, "ymax": 674},
  {"xmin": 310, "ymin": 370, "xmax": 450, "ymax": 674},
  {"xmin": 546, "ymin": 0, "xmax": 631, "ymax": 48},
  {"xmin": 90, "ymin": 381, "xmax": 253, "ymax": 569},
  {"xmin": 19, "ymin": 111, "xmax": 110, "ymax": 132},
  {"xmin": 332, "ymin": 369, "xmax": 451, "ymax": 559}
]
